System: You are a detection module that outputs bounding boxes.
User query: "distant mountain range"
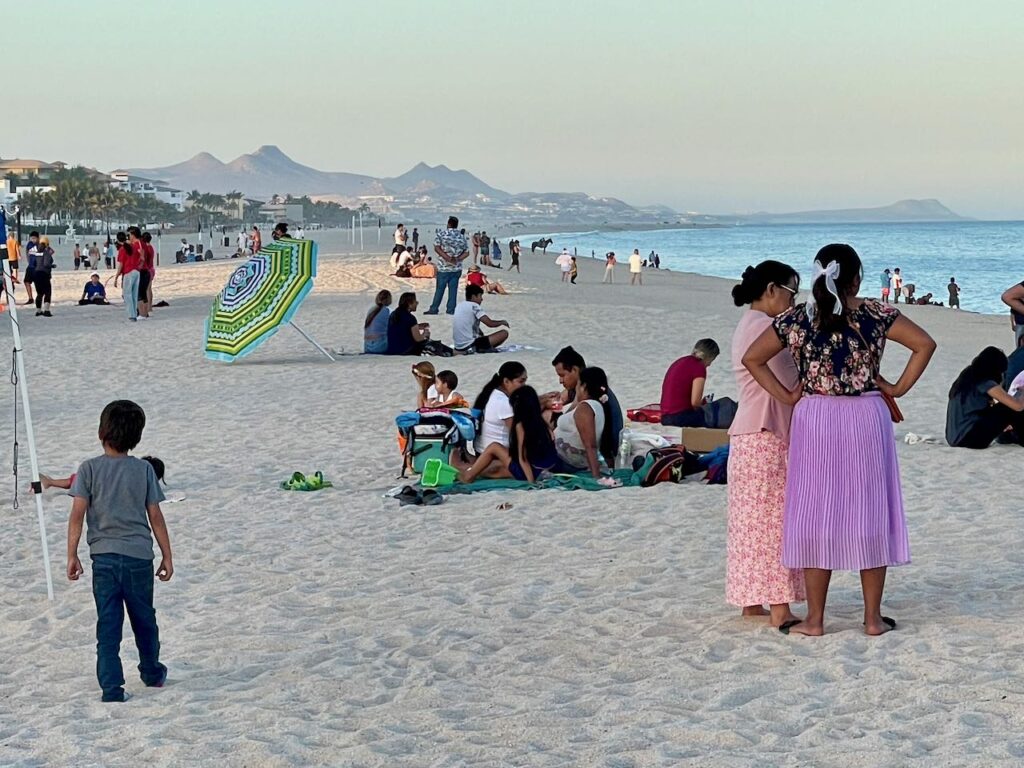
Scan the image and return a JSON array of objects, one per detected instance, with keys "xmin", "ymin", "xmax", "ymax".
[{"xmin": 127, "ymin": 146, "xmax": 967, "ymax": 225}]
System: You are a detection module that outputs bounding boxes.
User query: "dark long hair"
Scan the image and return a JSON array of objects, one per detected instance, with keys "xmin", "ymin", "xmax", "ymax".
[
  {"xmin": 365, "ymin": 289, "xmax": 392, "ymax": 328},
  {"xmin": 811, "ymin": 243, "xmax": 862, "ymax": 335},
  {"xmin": 578, "ymin": 367, "xmax": 615, "ymax": 466},
  {"xmin": 731, "ymin": 260, "xmax": 800, "ymax": 306},
  {"xmin": 508, "ymin": 386, "xmax": 554, "ymax": 465},
  {"xmin": 473, "ymin": 361, "xmax": 526, "ymax": 412},
  {"xmin": 949, "ymin": 347, "xmax": 1008, "ymax": 399}
]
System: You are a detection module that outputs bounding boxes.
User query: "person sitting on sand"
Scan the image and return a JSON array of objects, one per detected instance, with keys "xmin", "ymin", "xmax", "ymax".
[
  {"xmin": 544, "ymin": 347, "xmax": 624, "ymax": 459},
  {"xmin": 660, "ymin": 339, "xmax": 720, "ymax": 427},
  {"xmin": 455, "ymin": 386, "xmax": 567, "ymax": 483},
  {"xmin": 472, "ymin": 361, "xmax": 528, "ymax": 452},
  {"xmin": 466, "ymin": 264, "xmax": 508, "ymax": 295},
  {"xmin": 1006, "ymin": 334, "xmax": 1024, "ymax": 390},
  {"xmin": 364, "ymin": 290, "xmax": 392, "ymax": 354},
  {"xmin": 554, "ymin": 367, "xmax": 616, "ymax": 477},
  {"xmin": 412, "ymin": 361, "xmax": 438, "ymax": 409},
  {"xmin": 386, "ymin": 292, "xmax": 431, "ymax": 356},
  {"xmin": 428, "ymin": 370, "xmax": 468, "ymax": 409},
  {"xmin": 946, "ymin": 346, "xmax": 1024, "ymax": 449},
  {"xmin": 79, "ymin": 273, "xmax": 110, "ymax": 305},
  {"xmin": 453, "ymin": 284, "xmax": 510, "ymax": 354}
]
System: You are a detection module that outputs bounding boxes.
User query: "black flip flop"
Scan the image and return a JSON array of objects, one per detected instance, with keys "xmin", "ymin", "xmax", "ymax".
[
  {"xmin": 863, "ymin": 616, "xmax": 897, "ymax": 631},
  {"xmin": 420, "ymin": 489, "xmax": 444, "ymax": 506},
  {"xmin": 397, "ymin": 486, "xmax": 423, "ymax": 506},
  {"xmin": 778, "ymin": 620, "xmax": 803, "ymax": 635}
]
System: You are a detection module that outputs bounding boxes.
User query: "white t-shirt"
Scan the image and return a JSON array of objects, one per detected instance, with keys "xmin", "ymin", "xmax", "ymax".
[
  {"xmin": 476, "ymin": 389, "xmax": 513, "ymax": 451},
  {"xmin": 556, "ymin": 252, "xmax": 572, "ymax": 272},
  {"xmin": 629, "ymin": 253, "xmax": 642, "ymax": 273},
  {"xmin": 891, "ymin": 273, "xmax": 903, "ymax": 290},
  {"xmin": 453, "ymin": 300, "xmax": 485, "ymax": 350}
]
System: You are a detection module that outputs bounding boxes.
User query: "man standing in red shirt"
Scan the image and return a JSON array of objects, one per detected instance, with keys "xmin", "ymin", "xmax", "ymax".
[{"xmin": 113, "ymin": 230, "xmax": 141, "ymax": 322}]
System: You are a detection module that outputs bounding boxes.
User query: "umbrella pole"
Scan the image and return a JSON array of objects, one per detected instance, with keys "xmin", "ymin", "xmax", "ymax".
[
  {"xmin": 0, "ymin": 208, "xmax": 54, "ymax": 600},
  {"xmin": 289, "ymin": 322, "xmax": 335, "ymax": 361}
]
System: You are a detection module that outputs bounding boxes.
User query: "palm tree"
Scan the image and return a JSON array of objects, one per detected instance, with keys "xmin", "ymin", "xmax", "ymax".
[{"xmin": 224, "ymin": 190, "xmax": 243, "ymax": 222}]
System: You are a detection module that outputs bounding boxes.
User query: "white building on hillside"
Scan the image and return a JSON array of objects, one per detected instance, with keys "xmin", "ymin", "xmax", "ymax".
[{"xmin": 109, "ymin": 171, "xmax": 185, "ymax": 211}]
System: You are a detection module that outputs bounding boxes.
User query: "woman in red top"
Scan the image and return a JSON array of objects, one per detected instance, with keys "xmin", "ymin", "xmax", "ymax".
[
  {"xmin": 141, "ymin": 232, "xmax": 157, "ymax": 312},
  {"xmin": 130, "ymin": 228, "xmax": 151, "ymax": 319},
  {"xmin": 466, "ymin": 265, "xmax": 507, "ymax": 295},
  {"xmin": 659, "ymin": 339, "xmax": 719, "ymax": 427},
  {"xmin": 112, "ymin": 231, "xmax": 140, "ymax": 322}
]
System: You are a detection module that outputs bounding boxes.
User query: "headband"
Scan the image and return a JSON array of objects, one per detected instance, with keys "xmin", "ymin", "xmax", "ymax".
[{"xmin": 807, "ymin": 260, "xmax": 843, "ymax": 320}]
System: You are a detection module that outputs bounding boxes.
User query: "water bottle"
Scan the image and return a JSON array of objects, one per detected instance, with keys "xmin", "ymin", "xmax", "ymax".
[{"xmin": 617, "ymin": 436, "xmax": 631, "ymax": 469}]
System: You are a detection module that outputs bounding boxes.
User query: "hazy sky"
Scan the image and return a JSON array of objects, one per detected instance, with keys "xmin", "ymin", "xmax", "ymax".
[{"xmin": 6, "ymin": 0, "xmax": 1024, "ymax": 218}]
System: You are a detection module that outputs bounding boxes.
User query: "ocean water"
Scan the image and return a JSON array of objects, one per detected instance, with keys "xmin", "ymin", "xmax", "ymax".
[{"xmin": 531, "ymin": 222, "xmax": 1024, "ymax": 315}]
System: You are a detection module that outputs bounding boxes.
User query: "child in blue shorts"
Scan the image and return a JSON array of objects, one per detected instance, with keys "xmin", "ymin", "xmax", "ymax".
[{"xmin": 67, "ymin": 400, "xmax": 173, "ymax": 702}]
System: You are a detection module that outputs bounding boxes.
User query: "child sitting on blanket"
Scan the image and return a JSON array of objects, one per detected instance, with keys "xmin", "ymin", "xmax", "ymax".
[
  {"xmin": 413, "ymin": 361, "xmax": 438, "ymax": 409},
  {"xmin": 36, "ymin": 456, "xmax": 166, "ymax": 493},
  {"xmin": 428, "ymin": 370, "xmax": 469, "ymax": 409},
  {"xmin": 453, "ymin": 386, "xmax": 568, "ymax": 483}
]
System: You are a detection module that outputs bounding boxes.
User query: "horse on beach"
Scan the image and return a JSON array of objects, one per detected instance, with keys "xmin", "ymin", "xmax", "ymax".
[{"xmin": 531, "ymin": 238, "xmax": 553, "ymax": 254}]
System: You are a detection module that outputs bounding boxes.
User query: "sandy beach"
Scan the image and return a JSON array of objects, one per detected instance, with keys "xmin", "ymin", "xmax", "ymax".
[{"xmin": 2, "ymin": 238, "xmax": 1023, "ymax": 767}]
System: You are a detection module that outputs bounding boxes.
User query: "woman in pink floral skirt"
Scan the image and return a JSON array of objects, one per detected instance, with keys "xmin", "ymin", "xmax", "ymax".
[{"xmin": 727, "ymin": 261, "xmax": 806, "ymax": 627}]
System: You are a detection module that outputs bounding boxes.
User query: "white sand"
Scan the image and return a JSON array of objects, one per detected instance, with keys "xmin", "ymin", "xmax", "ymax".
[{"xmin": 2, "ymin": 238, "xmax": 1024, "ymax": 766}]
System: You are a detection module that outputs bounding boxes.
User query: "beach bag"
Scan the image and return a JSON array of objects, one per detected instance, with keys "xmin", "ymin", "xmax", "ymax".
[
  {"xmin": 411, "ymin": 262, "xmax": 437, "ymax": 279},
  {"xmin": 422, "ymin": 340, "xmax": 454, "ymax": 357},
  {"xmin": 632, "ymin": 446, "xmax": 702, "ymax": 487},
  {"xmin": 396, "ymin": 410, "xmax": 481, "ymax": 477},
  {"xmin": 700, "ymin": 397, "xmax": 738, "ymax": 429},
  {"xmin": 698, "ymin": 445, "xmax": 730, "ymax": 485}
]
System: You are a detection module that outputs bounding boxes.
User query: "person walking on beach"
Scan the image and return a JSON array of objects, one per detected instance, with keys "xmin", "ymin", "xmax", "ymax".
[
  {"xmin": 508, "ymin": 239, "xmax": 521, "ymax": 273},
  {"xmin": 67, "ymin": 399, "xmax": 172, "ymax": 702},
  {"xmin": 629, "ymin": 249, "xmax": 643, "ymax": 285},
  {"xmin": 948, "ymin": 277, "xmax": 961, "ymax": 309},
  {"xmin": 251, "ymin": 225, "xmax": 262, "ymax": 255},
  {"xmin": 743, "ymin": 243, "xmax": 935, "ymax": 637},
  {"xmin": 113, "ymin": 231, "xmax": 140, "ymax": 322},
  {"xmin": 880, "ymin": 269, "xmax": 891, "ymax": 303},
  {"xmin": 479, "ymin": 231, "xmax": 491, "ymax": 267},
  {"xmin": 891, "ymin": 267, "xmax": 904, "ymax": 304},
  {"xmin": 602, "ymin": 252, "xmax": 616, "ymax": 283},
  {"xmin": 6, "ymin": 229, "xmax": 20, "ymax": 284},
  {"xmin": 32, "ymin": 236, "xmax": 55, "ymax": 317},
  {"xmin": 471, "ymin": 232, "xmax": 480, "ymax": 263},
  {"xmin": 427, "ymin": 215, "xmax": 469, "ymax": 316},
  {"xmin": 727, "ymin": 261, "xmax": 805, "ymax": 627},
  {"xmin": 1001, "ymin": 279, "xmax": 1024, "ymax": 344},
  {"xmin": 74, "ymin": 242, "xmax": 82, "ymax": 270},
  {"xmin": 131, "ymin": 228, "xmax": 151, "ymax": 319},
  {"xmin": 570, "ymin": 256, "xmax": 578, "ymax": 284},
  {"xmin": 23, "ymin": 231, "xmax": 39, "ymax": 305},
  {"xmin": 411, "ymin": 227, "xmax": 419, "ymax": 251},
  {"xmin": 556, "ymin": 249, "xmax": 572, "ymax": 282}
]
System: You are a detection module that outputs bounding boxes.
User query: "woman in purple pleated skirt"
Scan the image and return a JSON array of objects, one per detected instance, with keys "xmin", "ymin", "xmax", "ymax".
[{"xmin": 743, "ymin": 244, "xmax": 936, "ymax": 637}]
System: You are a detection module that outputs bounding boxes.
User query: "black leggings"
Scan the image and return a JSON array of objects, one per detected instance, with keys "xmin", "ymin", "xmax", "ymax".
[
  {"xmin": 33, "ymin": 272, "xmax": 52, "ymax": 308},
  {"xmin": 957, "ymin": 404, "xmax": 1024, "ymax": 448}
]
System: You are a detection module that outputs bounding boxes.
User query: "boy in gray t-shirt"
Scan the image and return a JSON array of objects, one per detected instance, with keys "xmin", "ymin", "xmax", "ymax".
[{"xmin": 68, "ymin": 400, "xmax": 173, "ymax": 703}]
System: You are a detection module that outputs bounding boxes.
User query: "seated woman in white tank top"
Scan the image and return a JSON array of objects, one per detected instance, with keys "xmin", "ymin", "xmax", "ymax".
[{"xmin": 554, "ymin": 367, "xmax": 614, "ymax": 478}]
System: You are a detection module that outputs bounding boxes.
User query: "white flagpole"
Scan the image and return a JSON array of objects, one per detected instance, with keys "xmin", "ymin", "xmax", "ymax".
[
  {"xmin": 358, "ymin": 211, "xmax": 363, "ymax": 251},
  {"xmin": 0, "ymin": 207, "xmax": 54, "ymax": 600}
]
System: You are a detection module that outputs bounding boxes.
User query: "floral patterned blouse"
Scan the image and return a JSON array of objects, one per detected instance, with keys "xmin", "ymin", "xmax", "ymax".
[{"xmin": 772, "ymin": 300, "xmax": 900, "ymax": 396}]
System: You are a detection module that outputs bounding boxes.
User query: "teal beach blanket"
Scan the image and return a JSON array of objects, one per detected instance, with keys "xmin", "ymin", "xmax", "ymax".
[{"xmin": 441, "ymin": 468, "xmax": 639, "ymax": 495}]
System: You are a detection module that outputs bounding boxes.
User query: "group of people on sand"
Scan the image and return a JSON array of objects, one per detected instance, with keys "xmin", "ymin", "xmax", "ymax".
[
  {"xmin": 364, "ymin": 280, "xmax": 512, "ymax": 357},
  {"xmin": 879, "ymin": 268, "xmax": 959, "ymax": 308},
  {"xmin": 412, "ymin": 346, "xmax": 623, "ymax": 485}
]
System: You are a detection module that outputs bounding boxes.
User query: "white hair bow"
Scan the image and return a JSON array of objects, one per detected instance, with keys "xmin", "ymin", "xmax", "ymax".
[{"xmin": 806, "ymin": 260, "xmax": 843, "ymax": 320}]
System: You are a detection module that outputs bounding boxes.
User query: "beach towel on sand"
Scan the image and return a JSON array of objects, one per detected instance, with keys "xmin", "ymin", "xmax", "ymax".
[{"xmin": 441, "ymin": 469, "xmax": 638, "ymax": 494}]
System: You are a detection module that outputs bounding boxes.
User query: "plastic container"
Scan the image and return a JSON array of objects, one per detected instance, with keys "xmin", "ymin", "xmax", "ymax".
[{"xmin": 421, "ymin": 458, "xmax": 459, "ymax": 487}]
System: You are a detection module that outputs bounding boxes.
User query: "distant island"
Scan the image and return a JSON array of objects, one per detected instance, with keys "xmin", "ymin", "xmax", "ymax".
[{"xmin": 729, "ymin": 199, "xmax": 969, "ymax": 225}]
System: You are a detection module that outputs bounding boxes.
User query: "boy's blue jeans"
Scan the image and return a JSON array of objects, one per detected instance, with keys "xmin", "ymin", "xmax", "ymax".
[
  {"xmin": 91, "ymin": 553, "xmax": 166, "ymax": 701},
  {"xmin": 428, "ymin": 269, "xmax": 461, "ymax": 314}
]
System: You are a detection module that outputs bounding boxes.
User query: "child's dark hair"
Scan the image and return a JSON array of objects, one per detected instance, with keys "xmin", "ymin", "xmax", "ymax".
[
  {"xmin": 812, "ymin": 243, "xmax": 862, "ymax": 335},
  {"xmin": 142, "ymin": 455, "xmax": 165, "ymax": 484},
  {"xmin": 508, "ymin": 386, "xmax": 554, "ymax": 467},
  {"xmin": 731, "ymin": 261, "xmax": 800, "ymax": 306},
  {"xmin": 436, "ymin": 370, "xmax": 458, "ymax": 390},
  {"xmin": 141, "ymin": 231, "xmax": 152, "ymax": 243},
  {"xmin": 949, "ymin": 347, "xmax": 1008, "ymax": 400},
  {"xmin": 99, "ymin": 400, "xmax": 146, "ymax": 452},
  {"xmin": 578, "ymin": 367, "xmax": 616, "ymax": 466}
]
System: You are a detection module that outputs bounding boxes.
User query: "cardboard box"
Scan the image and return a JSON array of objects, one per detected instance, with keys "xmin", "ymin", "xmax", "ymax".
[{"xmin": 680, "ymin": 427, "xmax": 730, "ymax": 453}]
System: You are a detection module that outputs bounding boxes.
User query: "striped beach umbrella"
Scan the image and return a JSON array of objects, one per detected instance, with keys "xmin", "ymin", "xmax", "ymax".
[{"xmin": 204, "ymin": 237, "xmax": 322, "ymax": 362}]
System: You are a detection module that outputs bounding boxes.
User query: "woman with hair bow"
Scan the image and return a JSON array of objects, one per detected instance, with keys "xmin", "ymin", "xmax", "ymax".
[{"xmin": 743, "ymin": 244, "xmax": 935, "ymax": 637}]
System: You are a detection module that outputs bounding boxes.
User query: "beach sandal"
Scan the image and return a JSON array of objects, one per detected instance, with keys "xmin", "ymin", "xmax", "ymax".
[
  {"xmin": 420, "ymin": 489, "xmax": 444, "ymax": 506},
  {"xmin": 281, "ymin": 472, "xmax": 309, "ymax": 491},
  {"xmin": 396, "ymin": 486, "xmax": 423, "ymax": 506},
  {"xmin": 862, "ymin": 617, "xmax": 897, "ymax": 632},
  {"xmin": 307, "ymin": 471, "xmax": 333, "ymax": 490},
  {"xmin": 778, "ymin": 620, "xmax": 803, "ymax": 635}
]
